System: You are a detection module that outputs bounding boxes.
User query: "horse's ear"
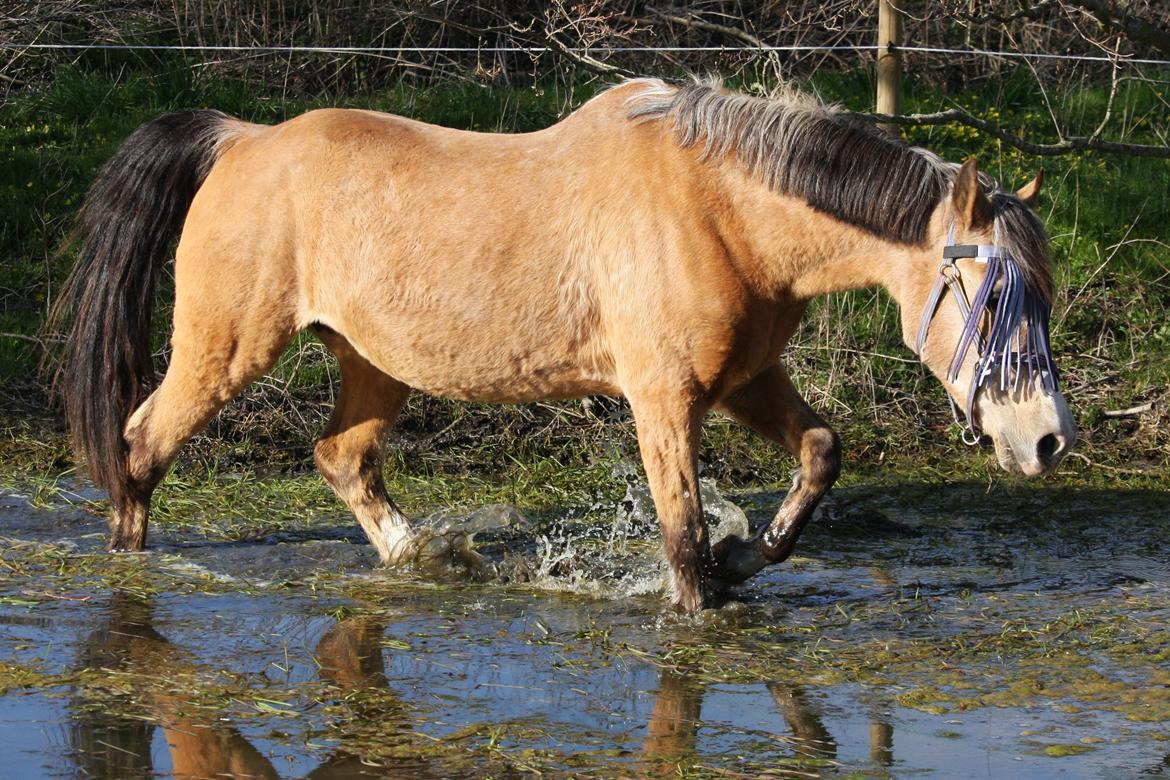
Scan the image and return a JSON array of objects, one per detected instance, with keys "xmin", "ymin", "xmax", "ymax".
[
  {"xmin": 1016, "ymin": 168, "xmax": 1044, "ymax": 208},
  {"xmin": 952, "ymin": 157, "xmax": 993, "ymax": 230}
]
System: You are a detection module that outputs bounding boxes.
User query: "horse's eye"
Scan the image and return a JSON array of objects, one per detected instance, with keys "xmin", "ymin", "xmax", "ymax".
[{"xmin": 987, "ymin": 282, "xmax": 1004, "ymax": 309}]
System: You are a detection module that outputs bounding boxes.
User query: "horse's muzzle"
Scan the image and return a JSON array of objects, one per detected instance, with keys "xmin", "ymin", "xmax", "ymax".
[{"xmin": 981, "ymin": 387, "xmax": 1077, "ymax": 476}]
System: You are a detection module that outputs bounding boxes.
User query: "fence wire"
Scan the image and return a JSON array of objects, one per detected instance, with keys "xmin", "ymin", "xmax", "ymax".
[{"xmin": 2, "ymin": 42, "xmax": 1169, "ymax": 66}]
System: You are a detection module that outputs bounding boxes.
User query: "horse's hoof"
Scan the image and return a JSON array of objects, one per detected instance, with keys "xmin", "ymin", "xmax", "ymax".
[
  {"xmin": 107, "ymin": 539, "xmax": 148, "ymax": 553},
  {"xmin": 404, "ymin": 529, "xmax": 496, "ymax": 580},
  {"xmin": 671, "ymin": 582, "xmax": 732, "ymax": 614},
  {"xmin": 395, "ymin": 505, "xmax": 523, "ymax": 579},
  {"xmin": 707, "ymin": 534, "xmax": 769, "ymax": 586}
]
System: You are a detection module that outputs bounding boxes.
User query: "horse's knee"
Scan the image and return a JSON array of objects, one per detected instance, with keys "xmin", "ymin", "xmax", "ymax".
[{"xmin": 803, "ymin": 427, "xmax": 841, "ymax": 488}]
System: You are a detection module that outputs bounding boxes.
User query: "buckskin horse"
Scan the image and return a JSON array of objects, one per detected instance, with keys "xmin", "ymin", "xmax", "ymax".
[{"xmin": 52, "ymin": 78, "xmax": 1076, "ymax": 613}]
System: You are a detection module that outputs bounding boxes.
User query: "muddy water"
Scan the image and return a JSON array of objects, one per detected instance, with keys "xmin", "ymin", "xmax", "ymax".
[{"xmin": 1, "ymin": 479, "xmax": 1168, "ymax": 778}]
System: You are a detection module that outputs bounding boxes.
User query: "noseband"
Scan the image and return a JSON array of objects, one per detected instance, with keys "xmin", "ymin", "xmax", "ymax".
[{"xmin": 916, "ymin": 225, "xmax": 1059, "ymax": 445}]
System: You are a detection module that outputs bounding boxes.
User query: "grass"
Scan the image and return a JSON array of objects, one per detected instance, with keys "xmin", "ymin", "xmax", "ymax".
[{"xmin": 0, "ymin": 57, "xmax": 1168, "ymax": 507}]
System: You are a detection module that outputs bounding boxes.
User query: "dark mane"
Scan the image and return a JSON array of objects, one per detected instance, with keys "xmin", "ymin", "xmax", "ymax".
[
  {"xmin": 626, "ymin": 78, "xmax": 951, "ymax": 245},
  {"xmin": 625, "ymin": 78, "xmax": 1051, "ymax": 296},
  {"xmin": 990, "ymin": 192, "xmax": 1053, "ymax": 301}
]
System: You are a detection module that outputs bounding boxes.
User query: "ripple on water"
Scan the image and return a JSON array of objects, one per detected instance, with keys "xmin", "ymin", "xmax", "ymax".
[{"xmin": 1, "ymin": 480, "xmax": 1169, "ymax": 778}]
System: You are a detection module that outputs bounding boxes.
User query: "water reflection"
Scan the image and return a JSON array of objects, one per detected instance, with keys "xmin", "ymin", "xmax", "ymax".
[
  {"xmin": 316, "ymin": 616, "xmax": 389, "ymax": 690},
  {"xmin": 71, "ymin": 592, "xmax": 278, "ymax": 779},
  {"xmin": 641, "ymin": 669, "xmax": 701, "ymax": 776},
  {"xmin": 309, "ymin": 615, "xmax": 431, "ymax": 779},
  {"xmin": 6, "ymin": 481, "xmax": 1163, "ymax": 778},
  {"xmin": 69, "ymin": 594, "xmax": 423, "ymax": 779},
  {"xmin": 68, "ymin": 592, "xmax": 899, "ymax": 777},
  {"xmin": 640, "ymin": 665, "xmax": 894, "ymax": 776},
  {"xmin": 870, "ymin": 719, "xmax": 894, "ymax": 765},
  {"xmin": 768, "ymin": 682, "xmax": 839, "ymax": 761}
]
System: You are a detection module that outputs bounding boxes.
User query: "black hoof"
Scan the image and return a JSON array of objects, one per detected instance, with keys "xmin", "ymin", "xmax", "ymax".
[{"xmin": 707, "ymin": 533, "xmax": 770, "ymax": 586}]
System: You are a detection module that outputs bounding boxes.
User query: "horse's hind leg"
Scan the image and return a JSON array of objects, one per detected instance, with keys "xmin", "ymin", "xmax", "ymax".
[
  {"xmin": 114, "ymin": 314, "xmax": 295, "ymax": 550},
  {"xmin": 311, "ymin": 328, "xmax": 415, "ymax": 564},
  {"xmin": 709, "ymin": 363, "xmax": 841, "ymax": 583}
]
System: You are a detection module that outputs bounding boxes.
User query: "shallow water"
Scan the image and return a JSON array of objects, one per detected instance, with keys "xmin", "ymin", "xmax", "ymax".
[{"xmin": 1, "ymin": 479, "xmax": 1169, "ymax": 778}]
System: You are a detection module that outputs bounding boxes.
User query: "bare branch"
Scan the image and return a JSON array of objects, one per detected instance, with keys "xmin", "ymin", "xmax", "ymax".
[
  {"xmin": 541, "ymin": 0, "xmax": 637, "ymax": 78},
  {"xmin": 853, "ymin": 108, "xmax": 1170, "ymax": 157},
  {"xmin": 645, "ymin": 5, "xmax": 784, "ymax": 81},
  {"xmin": 1103, "ymin": 402, "xmax": 1154, "ymax": 417},
  {"xmin": 1089, "ymin": 36, "xmax": 1123, "ymax": 141},
  {"xmin": 543, "ymin": 31, "xmax": 634, "ymax": 77},
  {"xmin": 1, "ymin": 331, "xmax": 58, "ymax": 346},
  {"xmin": 646, "ymin": 5, "xmax": 769, "ymax": 48},
  {"xmin": 1062, "ymin": 0, "xmax": 1170, "ymax": 57},
  {"xmin": 942, "ymin": 0, "xmax": 1063, "ymax": 26}
]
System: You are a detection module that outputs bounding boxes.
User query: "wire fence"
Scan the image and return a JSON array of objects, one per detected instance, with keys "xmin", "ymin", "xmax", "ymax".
[{"xmin": 3, "ymin": 41, "xmax": 1170, "ymax": 66}]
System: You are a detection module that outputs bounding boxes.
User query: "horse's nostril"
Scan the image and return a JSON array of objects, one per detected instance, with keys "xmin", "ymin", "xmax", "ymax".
[{"xmin": 1037, "ymin": 433, "xmax": 1060, "ymax": 465}]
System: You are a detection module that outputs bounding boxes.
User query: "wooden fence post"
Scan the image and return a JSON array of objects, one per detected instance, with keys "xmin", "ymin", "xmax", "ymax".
[{"xmin": 876, "ymin": 0, "xmax": 903, "ymax": 136}]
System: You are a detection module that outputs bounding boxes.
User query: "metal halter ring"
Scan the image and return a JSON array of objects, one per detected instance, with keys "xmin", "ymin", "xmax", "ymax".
[{"xmin": 917, "ymin": 249, "xmax": 986, "ymax": 444}]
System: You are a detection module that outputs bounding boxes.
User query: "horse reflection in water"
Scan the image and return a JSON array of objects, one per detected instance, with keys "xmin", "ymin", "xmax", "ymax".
[
  {"xmin": 68, "ymin": 592, "xmax": 897, "ymax": 777},
  {"xmin": 68, "ymin": 594, "xmax": 420, "ymax": 779},
  {"xmin": 641, "ymin": 669, "xmax": 894, "ymax": 777},
  {"xmin": 70, "ymin": 593, "xmax": 277, "ymax": 779}
]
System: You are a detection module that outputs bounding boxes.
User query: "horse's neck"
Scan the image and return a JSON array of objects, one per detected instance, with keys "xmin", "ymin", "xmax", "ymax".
[{"xmin": 711, "ymin": 165, "xmax": 918, "ymax": 303}]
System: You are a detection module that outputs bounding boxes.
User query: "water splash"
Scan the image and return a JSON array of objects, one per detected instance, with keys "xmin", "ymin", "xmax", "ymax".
[
  {"xmin": 370, "ymin": 460, "xmax": 754, "ymax": 600},
  {"xmin": 701, "ymin": 479, "xmax": 751, "ymax": 543},
  {"xmin": 608, "ymin": 460, "xmax": 751, "ymax": 551},
  {"xmin": 608, "ymin": 459, "xmax": 657, "ymax": 553}
]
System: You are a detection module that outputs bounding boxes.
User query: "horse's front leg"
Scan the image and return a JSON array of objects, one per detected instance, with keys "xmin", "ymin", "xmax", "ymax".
[
  {"xmin": 709, "ymin": 364, "xmax": 841, "ymax": 585},
  {"xmin": 627, "ymin": 387, "xmax": 713, "ymax": 613}
]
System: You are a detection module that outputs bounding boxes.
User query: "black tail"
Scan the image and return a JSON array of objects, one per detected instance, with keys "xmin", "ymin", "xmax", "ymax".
[{"xmin": 48, "ymin": 110, "xmax": 232, "ymax": 503}]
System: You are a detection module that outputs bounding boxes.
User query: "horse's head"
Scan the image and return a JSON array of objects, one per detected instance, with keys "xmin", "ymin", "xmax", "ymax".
[{"xmin": 900, "ymin": 157, "xmax": 1075, "ymax": 476}]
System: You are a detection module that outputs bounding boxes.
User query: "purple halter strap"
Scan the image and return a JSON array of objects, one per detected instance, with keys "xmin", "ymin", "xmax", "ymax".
[{"xmin": 916, "ymin": 224, "xmax": 1059, "ymax": 445}]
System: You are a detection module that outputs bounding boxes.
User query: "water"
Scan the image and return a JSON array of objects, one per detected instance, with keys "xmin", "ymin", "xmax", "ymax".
[{"xmin": 0, "ymin": 479, "xmax": 1168, "ymax": 778}]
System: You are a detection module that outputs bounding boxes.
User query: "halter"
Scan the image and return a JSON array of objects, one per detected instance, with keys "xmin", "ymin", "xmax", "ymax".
[{"xmin": 916, "ymin": 224, "xmax": 1059, "ymax": 445}]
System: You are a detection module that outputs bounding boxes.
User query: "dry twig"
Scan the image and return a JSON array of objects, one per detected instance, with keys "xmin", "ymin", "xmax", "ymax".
[{"xmin": 855, "ymin": 108, "xmax": 1170, "ymax": 157}]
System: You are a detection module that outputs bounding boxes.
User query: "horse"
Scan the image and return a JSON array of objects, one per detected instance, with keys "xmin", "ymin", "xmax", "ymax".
[{"xmin": 51, "ymin": 78, "xmax": 1076, "ymax": 613}]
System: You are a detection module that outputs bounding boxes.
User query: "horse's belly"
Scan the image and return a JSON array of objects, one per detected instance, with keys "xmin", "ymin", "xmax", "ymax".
[
  {"xmin": 305, "ymin": 219, "xmax": 615, "ymax": 401},
  {"xmin": 348, "ymin": 320, "xmax": 617, "ymax": 403}
]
